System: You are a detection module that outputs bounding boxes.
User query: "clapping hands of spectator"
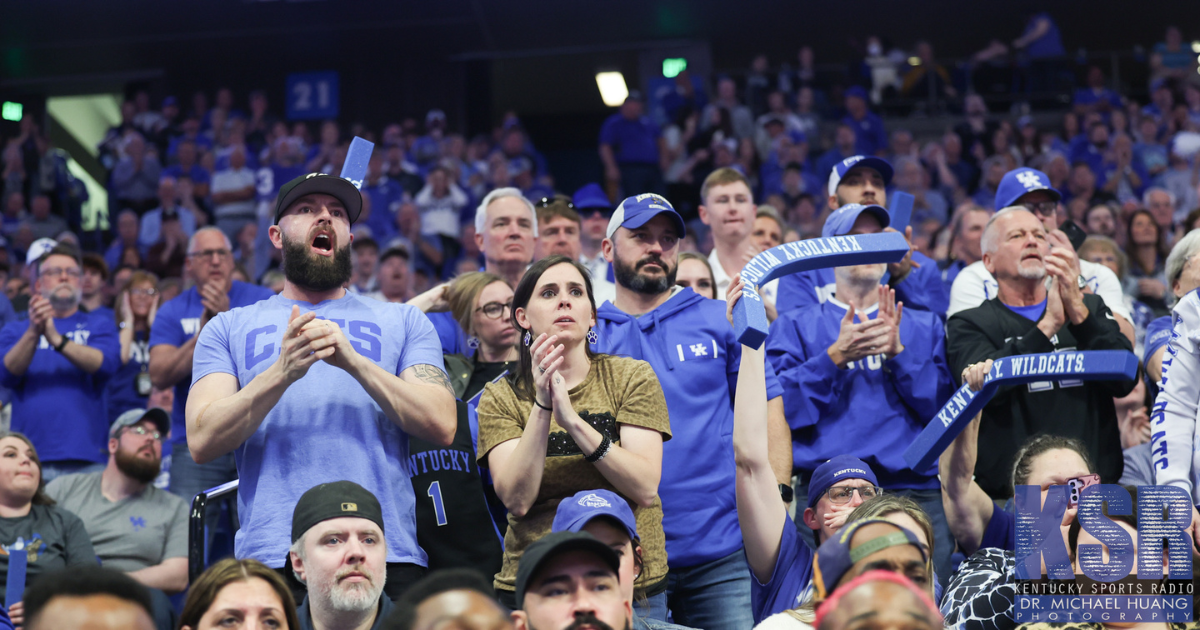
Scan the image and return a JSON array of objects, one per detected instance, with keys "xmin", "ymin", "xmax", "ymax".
[
  {"xmin": 827, "ymin": 302, "xmax": 891, "ymax": 369},
  {"xmin": 1044, "ymin": 241, "xmax": 1089, "ymax": 324},
  {"xmin": 1137, "ymin": 277, "xmax": 1168, "ymax": 300},
  {"xmin": 875, "ymin": 285, "xmax": 904, "ymax": 359},
  {"xmin": 26, "ymin": 294, "xmax": 53, "ymax": 336},
  {"xmin": 199, "ymin": 281, "xmax": 231, "ymax": 327},
  {"xmin": 530, "ymin": 332, "xmax": 564, "ymax": 410}
]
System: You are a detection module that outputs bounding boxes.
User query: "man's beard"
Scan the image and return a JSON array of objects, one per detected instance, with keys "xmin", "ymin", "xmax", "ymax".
[
  {"xmin": 316, "ymin": 565, "xmax": 386, "ymax": 614},
  {"xmin": 613, "ymin": 252, "xmax": 676, "ymax": 296},
  {"xmin": 281, "ymin": 232, "xmax": 352, "ymax": 291},
  {"xmin": 528, "ymin": 612, "xmax": 630, "ymax": 630},
  {"xmin": 45, "ymin": 285, "xmax": 80, "ymax": 312},
  {"xmin": 1017, "ymin": 259, "xmax": 1047, "ymax": 280},
  {"xmin": 114, "ymin": 445, "xmax": 161, "ymax": 484}
]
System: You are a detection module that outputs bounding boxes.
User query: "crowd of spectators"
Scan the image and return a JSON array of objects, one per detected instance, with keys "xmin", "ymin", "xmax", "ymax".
[{"xmin": 0, "ymin": 15, "xmax": 1198, "ymax": 630}]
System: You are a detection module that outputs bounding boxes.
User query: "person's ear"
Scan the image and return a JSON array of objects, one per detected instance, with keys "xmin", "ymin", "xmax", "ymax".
[
  {"xmin": 290, "ymin": 550, "xmax": 306, "ymax": 584},
  {"xmin": 982, "ymin": 251, "xmax": 995, "ymax": 276},
  {"xmin": 108, "ymin": 437, "xmax": 119, "ymax": 456},
  {"xmin": 698, "ymin": 204, "xmax": 711, "ymax": 225},
  {"xmin": 511, "ymin": 610, "xmax": 529, "ymax": 630},
  {"xmin": 601, "ymin": 238, "xmax": 614, "ymax": 264},
  {"xmin": 268, "ymin": 224, "xmax": 284, "ymax": 250},
  {"xmin": 802, "ymin": 507, "xmax": 820, "ymax": 531},
  {"xmin": 514, "ymin": 306, "xmax": 530, "ymax": 331}
]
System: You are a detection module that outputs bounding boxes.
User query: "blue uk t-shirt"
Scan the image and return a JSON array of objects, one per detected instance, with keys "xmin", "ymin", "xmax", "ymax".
[
  {"xmin": 149, "ymin": 281, "xmax": 275, "ymax": 448},
  {"xmin": 191, "ymin": 292, "xmax": 444, "ymax": 568},
  {"xmin": 0, "ymin": 311, "xmax": 120, "ymax": 463}
]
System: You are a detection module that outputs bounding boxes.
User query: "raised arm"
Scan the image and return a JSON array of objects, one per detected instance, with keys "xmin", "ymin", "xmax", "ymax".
[
  {"xmin": 729, "ymin": 278, "xmax": 789, "ymax": 583},
  {"xmin": 940, "ymin": 359, "xmax": 998, "ymax": 555}
]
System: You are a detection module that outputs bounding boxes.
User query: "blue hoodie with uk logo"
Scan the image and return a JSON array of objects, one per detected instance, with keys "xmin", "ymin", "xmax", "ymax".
[{"xmin": 595, "ymin": 287, "xmax": 783, "ymax": 568}]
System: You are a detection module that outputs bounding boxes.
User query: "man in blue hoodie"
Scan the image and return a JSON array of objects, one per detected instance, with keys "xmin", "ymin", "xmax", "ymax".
[
  {"xmin": 774, "ymin": 155, "xmax": 947, "ymax": 317},
  {"xmin": 594, "ymin": 193, "xmax": 791, "ymax": 630},
  {"xmin": 766, "ymin": 202, "xmax": 956, "ymax": 587}
]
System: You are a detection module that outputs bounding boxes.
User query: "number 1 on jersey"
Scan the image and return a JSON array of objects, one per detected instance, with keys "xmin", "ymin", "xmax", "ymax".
[{"xmin": 427, "ymin": 481, "xmax": 448, "ymax": 526}]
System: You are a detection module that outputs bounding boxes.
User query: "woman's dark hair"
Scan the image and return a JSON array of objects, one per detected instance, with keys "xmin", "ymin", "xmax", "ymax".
[
  {"xmin": 1067, "ymin": 486, "xmax": 1138, "ymax": 562},
  {"xmin": 1011, "ymin": 434, "xmax": 1094, "ymax": 493},
  {"xmin": 510, "ymin": 255, "xmax": 598, "ymax": 402},
  {"xmin": 24, "ymin": 566, "xmax": 153, "ymax": 628},
  {"xmin": 1125, "ymin": 209, "xmax": 1169, "ymax": 274},
  {"xmin": 179, "ymin": 558, "xmax": 300, "ymax": 630},
  {"xmin": 0, "ymin": 431, "xmax": 54, "ymax": 506}
]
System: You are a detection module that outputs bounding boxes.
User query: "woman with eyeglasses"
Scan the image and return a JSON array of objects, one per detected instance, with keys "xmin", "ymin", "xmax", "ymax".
[
  {"xmin": 407, "ymin": 271, "xmax": 514, "ymax": 577},
  {"xmin": 105, "ymin": 271, "xmax": 160, "ymax": 425}
]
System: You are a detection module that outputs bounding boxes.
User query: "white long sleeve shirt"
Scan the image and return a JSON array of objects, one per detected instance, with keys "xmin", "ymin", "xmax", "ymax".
[{"xmin": 1152, "ymin": 289, "xmax": 1200, "ymax": 503}]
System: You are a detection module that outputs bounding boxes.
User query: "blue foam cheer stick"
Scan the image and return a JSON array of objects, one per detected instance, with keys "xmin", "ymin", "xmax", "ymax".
[
  {"xmin": 340, "ymin": 137, "xmax": 374, "ymax": 190},
  {"xmin": 731, "ymin": 232, "xmax": 909, "ymax": 349},
  {"xmin": 890, "ymin": 191, "xmax": 914, "ymax": 233},
  {"xmin": 903, "ymin": 350, "xmax": 1138, "ymax": 471},
  {"xmin": 5, "ymin": 537, "xmax": 26, "ymax": 610}
]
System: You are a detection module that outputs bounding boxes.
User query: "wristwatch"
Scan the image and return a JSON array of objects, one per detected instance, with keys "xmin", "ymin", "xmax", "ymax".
[
  {"xmin": 1076, "ymin": 275, "xmax": 1087, "ymax": 290},
  {"xmin": 778, "ymin": 483, "xmax": 794, "ymax": 503}
]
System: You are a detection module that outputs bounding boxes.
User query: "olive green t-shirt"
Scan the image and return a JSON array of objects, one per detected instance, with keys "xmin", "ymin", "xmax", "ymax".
[{"xmin": 477, "ymin": 354, "xmax": 671, "ymax": 592}]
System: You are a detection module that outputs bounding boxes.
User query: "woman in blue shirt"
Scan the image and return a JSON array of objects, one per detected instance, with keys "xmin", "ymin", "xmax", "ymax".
[{"xmin": 106, "ymin": 271, "xmax": 159, "ymax": 424}]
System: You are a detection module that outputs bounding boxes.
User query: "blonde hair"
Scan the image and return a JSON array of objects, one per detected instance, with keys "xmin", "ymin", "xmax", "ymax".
[
  {"xmin": 446, "ymin": 271, "xmax": 507, "ymax": 335},
  {"xmin": 701, "ymin": 167, "xmax": 752, "ymax": 203}
]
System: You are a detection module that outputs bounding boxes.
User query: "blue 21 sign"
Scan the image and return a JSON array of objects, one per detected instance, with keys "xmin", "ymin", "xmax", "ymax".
[{"xmin": 1015, "ymin": 484, "xmax": 1193, "ymax": 581}]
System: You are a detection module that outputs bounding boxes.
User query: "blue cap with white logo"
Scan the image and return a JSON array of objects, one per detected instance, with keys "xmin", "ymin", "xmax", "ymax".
[
  {"xmin": 606, "ymin": 193, "xmax": 687, "ymax": 239},
  {"xmin": 552, "ymin": 489, "xmax": 640, "ymax": 542},
  {"xmin": 822, "ymin": 203, "xmax": 890, "ymax": 238},
  {"xmin": 827, "ymin": 155, "xmax": 894, "ymax": 197},
  {"xmin": 994, "ymin": 167, "xmax": 1062, "ymax": 210}
]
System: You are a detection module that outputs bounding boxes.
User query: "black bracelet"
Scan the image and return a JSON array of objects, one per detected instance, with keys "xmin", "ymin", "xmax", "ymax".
[
  {"xmin": 533, "ymin": 398, "xmax": 552, "ymax": 411},
  {"xmin": 585, "ymin": 434, "xmax": 612, "ymax": 463},
  {"xmin": 54, "ymin": 336, "xmax": 70, "ymax": 353}
]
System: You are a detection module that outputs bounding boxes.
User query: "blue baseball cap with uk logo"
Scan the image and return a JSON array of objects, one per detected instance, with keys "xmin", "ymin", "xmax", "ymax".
[
  {"xmin": 995, "ymin": 167, "xmax": 1061, "ymax": 210},
  {"xmin": 606, "ymin": 193, "xmax": 686, "ymax": 239}
]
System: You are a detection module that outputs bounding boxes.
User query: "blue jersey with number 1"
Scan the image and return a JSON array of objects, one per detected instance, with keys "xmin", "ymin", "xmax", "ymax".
[{"xmin": 192, "ymin": 292, "xmax": 445, "ymax": 568}]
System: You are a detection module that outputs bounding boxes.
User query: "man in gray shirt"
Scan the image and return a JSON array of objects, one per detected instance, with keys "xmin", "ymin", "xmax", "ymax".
[{"xmin": 46, "ymin": 407, "xmax": 188, "ymax": 630}]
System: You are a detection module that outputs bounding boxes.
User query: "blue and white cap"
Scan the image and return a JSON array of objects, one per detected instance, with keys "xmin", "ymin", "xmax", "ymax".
[
  {"xmin": 606, "ymin": 193, "xmax": 687, "ymax": 239},
  {"xmin": 822, "ymin": 203, "xmax": 890, "ymax": 238},
  {"xmin": 827, "ymin": 155, "xmax": 894, "ymax": 197},
  {"xmin": 995, "ymin": 167, "xmax": 1061, "ymax": 210},
  {"xmin": 552, "ymin": 489, "xmax": 640, "ymax": 542}
]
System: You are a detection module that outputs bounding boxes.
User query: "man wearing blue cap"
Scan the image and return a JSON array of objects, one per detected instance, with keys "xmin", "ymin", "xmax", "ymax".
[
  {"xmin": 553, "ymin": 490, "xmax": 696, "ymax": 630},
  {"xmin": 765, "ymin": 203, "xmax": 954, "ymax": 582},
  {"xmin": 775, "ymin": 155, "xmax": 947, "ymax": 318},
  {"xmin": 185, "ymin": 173, "xmax": 456, "ymax": 595},
  {"xmin": 594, "ymin": 193, "xmax": 790, "ymax": 630},
  {"xmin": 573, "ymin": 183, "xmax": 615, "ymax": 287},
  {"xmin": 946, "ymin": 166, "xmax": 1133, "ymax": 342}
]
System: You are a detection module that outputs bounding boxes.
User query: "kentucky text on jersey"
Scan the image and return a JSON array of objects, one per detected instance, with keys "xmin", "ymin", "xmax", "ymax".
[{"xmin": 408, "ymin": 449, "xmax": 475, "ymax": 476}]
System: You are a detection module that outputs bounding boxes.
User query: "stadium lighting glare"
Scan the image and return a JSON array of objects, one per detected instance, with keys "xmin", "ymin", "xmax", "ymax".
[
  {"xmin": 908, "ymin": 57, "xmax": 921, "ymax": 66},
  {"xmin": 1192, "ymin": 40, "xmax": 1200, "ymax": 53},
  {"xmin": 596, "ymin": 72, "xmax": 629, "ymax": 107},
  {"xmin": 663, "ymin": 58, "xmax": 688, "ymax": 78},
  {"xmin": 0, "ymin": 102, "xmax": 21, "ymax": 122}
]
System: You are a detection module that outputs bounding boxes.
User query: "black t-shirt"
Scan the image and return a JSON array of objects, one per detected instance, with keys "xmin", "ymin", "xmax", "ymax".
[
  {"xmin": 409, "ymin": 400, "xmax": 503, "ymax": 576},
  {"xmin": 465, "ymin": 361, "xmax": 513, "ymax": 403},
  {"xmin": 0, "ymin": 504, "xmax": 96, "ymax": 605}
]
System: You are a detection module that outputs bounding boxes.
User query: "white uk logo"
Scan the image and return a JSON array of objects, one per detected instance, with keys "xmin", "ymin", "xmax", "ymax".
[
  {"xmin": 689, "ymin": 343, "xmax": 708, "ymax": 357},
  {"xmin": 1016, "ymin": 171, "xmax": 1042, "ymax": 189}
]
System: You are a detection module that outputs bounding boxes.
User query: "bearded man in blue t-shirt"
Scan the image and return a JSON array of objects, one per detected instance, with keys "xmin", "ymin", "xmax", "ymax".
[{"xmin": 186, "ymin": 173, "xmax": 457, "ymax": 599}]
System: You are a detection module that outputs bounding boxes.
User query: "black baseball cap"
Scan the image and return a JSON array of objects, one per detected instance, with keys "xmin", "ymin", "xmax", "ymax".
[
  {"xmin": 291, "ymin": 481, "xmax": 384, "ymax": 543},
  {"xmin": 515, "ymin": 532, "xmax": 620, "ymax": 608},
  {"xmin": 274, "ymin": 173, "xmax": 363, "ymax": 226}
]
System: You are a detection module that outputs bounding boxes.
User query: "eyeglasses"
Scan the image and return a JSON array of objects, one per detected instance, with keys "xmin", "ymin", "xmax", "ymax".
[
  {"xmin": 1022, "ymin": 201, "xmax": 1058, "ymax": 217},
  {"xmin": 823, "ymin": 485, "xmax": 883, "ymax": 505},
  {"xmin": 476, "ymin": 300, "xmax": 513, "ymax": 319},
  {"xmin": 130, "ymin": 288, "xmax": 157, "ymax": 297},
  {"xmin": 123, "ymin": 426, "xmax": 163, "ymax": 441},
  {"xmin": 187, "ymin": 248, "xmax": 231, "ymax": 261},
  {"xmin": 535, "ymin": 197, "xmax": 574, "ymax": 209},
  {"xmin": 40, "ymin": 267, "xmax": 80, "ymax": 279}
]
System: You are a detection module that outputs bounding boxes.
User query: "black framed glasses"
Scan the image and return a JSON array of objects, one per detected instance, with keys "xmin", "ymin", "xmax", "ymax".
[
  {"xmin": 823, "ymin": 485, "xmax": 883, "ymax": 505},
  {"xmin": 476, "ymin": 300, "xmax": 513, "ymax": 319}
]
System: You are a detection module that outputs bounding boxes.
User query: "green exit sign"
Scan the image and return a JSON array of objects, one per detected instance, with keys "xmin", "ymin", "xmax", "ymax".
[
  {"xmin": 1, "ymin": 102, "xmax": 22, "ymax": 122},
  {"xmin": 662, "ymin": 58, "xmax": 687, "ymax": 78}
]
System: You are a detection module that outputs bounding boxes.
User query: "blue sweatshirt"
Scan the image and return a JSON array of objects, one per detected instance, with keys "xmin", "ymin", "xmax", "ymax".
[
  {"xmin": 774, "ymin": 251, "xmax": 948, "ymax": 317},
  {"xmin": 765, "ymin": 298, "xmax": 953, "ymax": 488},
  {"xmin": 595, "ymin": 287, "xmax": 783, "ymax": 568},
  {"xmin": 0, "ymin": 310, "xmax": 121, "ymax": 464}
]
